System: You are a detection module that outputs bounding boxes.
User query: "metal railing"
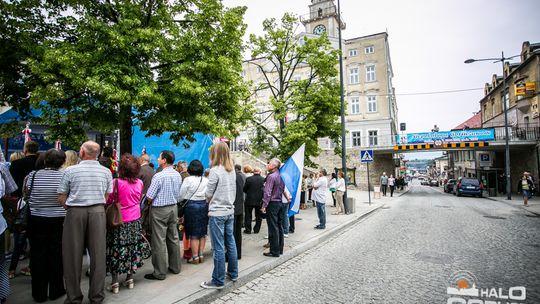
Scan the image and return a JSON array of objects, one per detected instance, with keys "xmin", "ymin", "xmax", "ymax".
[
  {"xmin": 493, "ymin": 124, "xmax": 540, "ymax": 141},
  {"xmin": 300, "ymin": 7, "xmax": 337, "ymax": 22}
]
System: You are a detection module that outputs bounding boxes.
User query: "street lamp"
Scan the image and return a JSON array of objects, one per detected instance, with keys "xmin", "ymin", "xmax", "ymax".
[
  {"xmin": 337, "ymin": 0, "xmax": 348, "ymax": 204},
  {"xmin": 464, "ymin": 52, "xmax": 520, "ymax": 200}
]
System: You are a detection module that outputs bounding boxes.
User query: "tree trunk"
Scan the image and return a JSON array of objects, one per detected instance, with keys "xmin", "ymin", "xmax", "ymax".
[{"xmin": 119, "ymin": 105, "xmax": 132, "ymax": 155}]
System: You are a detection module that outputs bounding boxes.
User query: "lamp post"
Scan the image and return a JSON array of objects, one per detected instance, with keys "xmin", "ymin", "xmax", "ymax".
[
  {"xmin": 337, "ymin": 0, "xmax": 348, "ymax": 204},
  {"xmin": 465, "ymin": 52, "xmax": 520, "ymax": 200}
]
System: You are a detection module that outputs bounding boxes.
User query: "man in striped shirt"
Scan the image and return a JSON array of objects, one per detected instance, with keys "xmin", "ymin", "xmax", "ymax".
[
  {"xmin": 58, "ymin": 141, "xmax": 112, "ymax": 304},
  {"xmin": 144, "ymin": 150, "xmax": 182, "ymax": 280}
]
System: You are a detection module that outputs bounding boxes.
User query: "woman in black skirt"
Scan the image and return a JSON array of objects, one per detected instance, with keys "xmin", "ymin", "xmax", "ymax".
[{"xmin": 180, "ymin": 160, "xmax": 209, "ymax": 264}]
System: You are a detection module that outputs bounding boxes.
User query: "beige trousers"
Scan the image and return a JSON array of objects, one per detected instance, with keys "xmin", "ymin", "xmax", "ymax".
[
  {"xmin": 335, "ymin": 190, "xmax": 345, "ymax": 214},
  {"xmin": 150, "ymin": 204, "xmax": 181, "ymax": 278}
]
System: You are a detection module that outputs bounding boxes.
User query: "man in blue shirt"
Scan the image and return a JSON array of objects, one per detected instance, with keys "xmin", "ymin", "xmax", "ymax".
[{"xmin": 144, "ymin": 150, "xmax": 182, "ymax": 280}]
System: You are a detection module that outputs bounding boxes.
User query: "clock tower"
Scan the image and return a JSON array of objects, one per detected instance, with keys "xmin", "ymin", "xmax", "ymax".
[{"xmin": 300, "ymin": 0, "xmax": 345, "ymax": 38}]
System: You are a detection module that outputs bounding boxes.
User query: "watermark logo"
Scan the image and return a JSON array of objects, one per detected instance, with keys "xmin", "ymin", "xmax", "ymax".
[{"xmin": 446, "ymin": 271, "xmax": 527, "ymax": 304}]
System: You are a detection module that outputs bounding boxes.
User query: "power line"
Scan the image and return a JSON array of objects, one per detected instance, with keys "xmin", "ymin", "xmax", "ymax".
[{"xmin": 357, "ymin": 87, "xmax": 484, "ymax": 97}]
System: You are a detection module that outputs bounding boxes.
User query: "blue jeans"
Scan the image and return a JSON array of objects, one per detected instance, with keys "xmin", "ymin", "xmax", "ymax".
[
  {"xmin": 316, "ymin": 202, "xmax": 326, "ymax": 228},
  {"xmin": 209, "ymin": 215, "xmax": 238, "ymax": 286},
  {"xmin": 282, "ymin": 203, "xmax": 290, "ymax": 234}
]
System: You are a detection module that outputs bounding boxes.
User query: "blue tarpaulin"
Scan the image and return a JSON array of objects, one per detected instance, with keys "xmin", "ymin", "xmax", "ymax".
[
  {"xmin": 0, "ymin": 107, "xmax": 214, "ymax": 169},
  {"xmin": 132, "ymin": 126, "xmax": 213, "ymax": 169}
]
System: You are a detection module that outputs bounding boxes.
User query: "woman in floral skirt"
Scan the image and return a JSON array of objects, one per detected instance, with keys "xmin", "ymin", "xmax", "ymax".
[{"xmin": 105, "ymin": 154, "xmax": 149, "ymax": 293}]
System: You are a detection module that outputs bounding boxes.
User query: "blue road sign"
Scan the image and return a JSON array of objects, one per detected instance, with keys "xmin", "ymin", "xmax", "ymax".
[{"xmin": 360, "ymin": 150, "xmax": 374, "ymax": 163}]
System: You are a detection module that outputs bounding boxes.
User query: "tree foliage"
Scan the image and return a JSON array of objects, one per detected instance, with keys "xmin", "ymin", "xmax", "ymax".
[
  {"xmin": 1, "ymin": 0, "xmax": 250, "ymax": 151},
  {"xmin": 247, "ymin": 13, "xmax": 341, "ymax": 163}
]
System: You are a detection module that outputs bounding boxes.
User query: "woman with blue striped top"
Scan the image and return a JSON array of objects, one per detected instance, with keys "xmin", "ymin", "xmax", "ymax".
[{"xmin": 27, "ymin": 149, "xmax": 67, "ymax": 302}]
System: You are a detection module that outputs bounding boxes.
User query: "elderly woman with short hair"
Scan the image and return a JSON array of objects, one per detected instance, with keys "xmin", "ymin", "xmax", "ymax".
[{"xmin": 27, "ymin": 149, "xmax": 67, "ymax": 302}]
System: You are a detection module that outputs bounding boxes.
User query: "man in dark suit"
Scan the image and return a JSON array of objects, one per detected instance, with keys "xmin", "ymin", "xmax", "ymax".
[
  {"xmin": 9, "ymin": 141, "xmax": 39, "ymax": 198},
  {"xmin": 138, "ymin": 154, "xmax": 155, "ymax": 196},
  {"xmin": 243, "ymin": 167, "xmax": 265, "ymax": 234},
  {"xmin": 8, "ymin": 140, "xmax": 39, "ymax": 278},
  {"xmin": 232, "ymin": 164, "xmax": 246, "ymax": 259}
]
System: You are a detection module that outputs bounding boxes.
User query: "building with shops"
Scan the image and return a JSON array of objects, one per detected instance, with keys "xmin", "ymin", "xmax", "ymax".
[{"xmin": 448, "ymin": 41, "xmax": 540, "ymax": 195}]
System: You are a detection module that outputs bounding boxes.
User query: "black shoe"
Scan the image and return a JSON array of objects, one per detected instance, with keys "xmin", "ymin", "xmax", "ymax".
[
  {"xmin": 263, "ymin": 252, "xmax": 279, "ymax": 257},
  {"xmin": 289, "ymin": 230, "xmax": 294, "ymax": 233},
  {"xmin": 315, "ymin": 226, "xmax": 325, "ymax": 230},
  {"xmin": 144, "ymin": 273, "xmax": 165, "ymax": 280},
  {"xmin": 243, "ymin": 230, "xmax": 251, "ymax": 234}
]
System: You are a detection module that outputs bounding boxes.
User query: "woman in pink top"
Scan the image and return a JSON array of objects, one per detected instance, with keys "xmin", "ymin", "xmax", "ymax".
[{"xmin": 105, "ymin": 154, "xmax": 147, "ymax": 294}]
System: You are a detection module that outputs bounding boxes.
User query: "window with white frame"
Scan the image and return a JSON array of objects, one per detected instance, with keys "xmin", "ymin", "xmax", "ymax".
[
  {"xmin": 365, "ymin": 46, "xmax": 374, "ymax": 54},
  {"xmin": 502, "ymin": 90, "xmax": 510, "ymax": 110},
  {"xmin": 366, "ymin": 65, "xmax": 376, "ymax": 82},
  {"xmin": 368, "ymin": 130, "xmax": 378, "ymax": 146},
  {"xmin": 348, "ymin": 49, "xmax": 358, "ymax": 57},
  {"xmin": 350, "ymin": 96, "xmax": 360, "ymax": 114},
  {"xmin": 256, "ymin": 67, "xmax": 262, "ymax": 73},
  {"xmin": 367, "ymin": 96, "xmax": 377, "ymax": 112},
  {"xmin": 349, "ymin": 67, "xmax": 359, "ymax": 84},
  {"xmin": 352, "ymin": 131, "xmax": 362, "ymax": 147}
]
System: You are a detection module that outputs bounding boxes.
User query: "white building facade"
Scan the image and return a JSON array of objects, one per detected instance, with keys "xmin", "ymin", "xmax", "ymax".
[{"xmin": 238, "ymin": 0, "xmax": 398, "ymax": 154}]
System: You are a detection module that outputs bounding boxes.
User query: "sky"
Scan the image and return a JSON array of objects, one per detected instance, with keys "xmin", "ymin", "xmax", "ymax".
[{"xmin": 222, "ymin": 0, "xmax": 540, "ymax": 135}]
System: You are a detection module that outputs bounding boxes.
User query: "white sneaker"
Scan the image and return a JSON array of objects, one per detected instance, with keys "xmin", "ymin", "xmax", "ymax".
[
  {"xmin": 284, "ymin": 234, "xmax": 289, "ymax": 238},
  {"xmin": 264, "ymin": 235, "xmax": 269, "ymax": 239}
]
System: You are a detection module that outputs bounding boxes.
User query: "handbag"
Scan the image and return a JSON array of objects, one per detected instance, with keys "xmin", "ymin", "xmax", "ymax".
[
  {"xmin": 106, "ymin": 179, "xmax": 123, "ymax": 228},
  {"xmin": 13, "ymin": 170, "xmax": 37, "ymax": 232},
  {"xmin": 177, "ymin": 177, "xmax": 203, "ymax": 218}
]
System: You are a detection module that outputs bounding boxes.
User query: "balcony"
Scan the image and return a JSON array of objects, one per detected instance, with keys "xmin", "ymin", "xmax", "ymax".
[
  {"xmin": 515, "ymin": 97, "xmax": 531, "ymax": 113},
  {"xmin": 493, "ymin": 124, "xmax": 540, "ymax": 142}
]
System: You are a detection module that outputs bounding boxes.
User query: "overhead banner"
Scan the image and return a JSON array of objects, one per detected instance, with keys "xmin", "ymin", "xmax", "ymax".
[{"xmin": 397, "ymin": 129, "xmax": 495, "ymax": 144}]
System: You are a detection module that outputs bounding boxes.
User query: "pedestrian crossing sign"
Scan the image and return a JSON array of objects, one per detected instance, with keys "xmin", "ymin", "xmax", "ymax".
[{"xmin": 360, "ymin": 150, "xmax": 374, "ymax": 163}]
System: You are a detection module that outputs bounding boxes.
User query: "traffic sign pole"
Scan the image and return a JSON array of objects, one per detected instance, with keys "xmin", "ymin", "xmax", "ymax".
[
  {"xmin": 360, "ymin": 149, "xmax": 374, "ymax": 206},
  {"xmin": 367, "ymin": 162, "xmax": 371, "ymax": 205}
]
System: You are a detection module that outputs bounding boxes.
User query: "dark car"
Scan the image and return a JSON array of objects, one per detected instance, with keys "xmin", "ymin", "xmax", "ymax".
[
  {"xmin": 453, "ymin": 178, "xmax": 483, "ymax": 197},
  {"xmin": 429, "ymin": 179, "xmax": 439, "ymax": 187},
  {"xmin": 444, "ymin": 179, "xmax": 457, "ymax": 193}
]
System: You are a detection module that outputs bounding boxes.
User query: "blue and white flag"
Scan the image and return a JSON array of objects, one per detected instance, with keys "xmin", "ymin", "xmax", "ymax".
[{"xmin": 280, "ymin": 144, "xmax": 305, "ymax": 217}]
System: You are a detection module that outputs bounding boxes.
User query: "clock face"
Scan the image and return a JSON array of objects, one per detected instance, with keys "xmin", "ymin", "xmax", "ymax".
[{"xmin": 313, "ymin": 24, "xmax": 326, "ymax": 35}]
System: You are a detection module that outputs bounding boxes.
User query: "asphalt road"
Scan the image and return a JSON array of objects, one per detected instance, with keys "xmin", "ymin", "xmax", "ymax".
[{"xmin": 212, "ymin": 181, "xmax": 540, "ymax": 304}]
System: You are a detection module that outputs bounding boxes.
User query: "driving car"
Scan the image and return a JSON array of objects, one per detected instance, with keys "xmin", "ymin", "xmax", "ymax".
[
  {"xmin": 429, "ymin": 179, "xmax": 439, "ymax": 187},
  {"xmin": 453, "ymin": 178, "xmax": 483, "ymax": 197},
  {"xmin": 444, "ymin": 179, "xmax": 457, "ymax": 193}
]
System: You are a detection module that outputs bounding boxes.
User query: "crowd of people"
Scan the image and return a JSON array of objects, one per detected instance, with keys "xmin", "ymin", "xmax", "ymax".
[{"xmin": 0, "ymin": 140, "xmax": 348, "ymax": 303}]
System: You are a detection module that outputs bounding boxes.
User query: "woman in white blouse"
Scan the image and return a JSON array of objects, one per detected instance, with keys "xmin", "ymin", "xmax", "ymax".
[{"xmin": 179, "ymin": 160, "xmax": 209, "ymax": 264}]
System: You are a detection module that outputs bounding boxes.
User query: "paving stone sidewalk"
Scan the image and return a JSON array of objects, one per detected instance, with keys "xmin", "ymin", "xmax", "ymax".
[{"xmin": 9, "ymin": 188, "xmax": 405, "ymax": 304}]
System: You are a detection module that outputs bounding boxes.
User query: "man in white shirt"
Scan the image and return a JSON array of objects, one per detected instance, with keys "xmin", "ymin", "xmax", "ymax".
[{"xmin": 312, "ymin": 169, "xmax": 328, "ymax": 229}]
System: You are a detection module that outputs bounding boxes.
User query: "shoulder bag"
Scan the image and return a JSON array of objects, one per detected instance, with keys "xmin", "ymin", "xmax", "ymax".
[
  {"xmin": 14, "ymin": 170, "xmax": 38, "ymax": 232},
  {"xmin": 106, "ymin": 179, "xmax": 123, "ymax": 228},
  {"xmin": 177, "ymin": 176, "xmax": 203, "ymax": 218}
]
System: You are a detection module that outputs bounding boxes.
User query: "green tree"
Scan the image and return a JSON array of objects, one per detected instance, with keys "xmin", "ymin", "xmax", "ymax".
[
  {"xmin": 247, "ymin": 13, "xmax": 341, "ymax": 163},
  {"xmin": 1, "ymin": 0, "xmax": 249, "ymax": 152}
]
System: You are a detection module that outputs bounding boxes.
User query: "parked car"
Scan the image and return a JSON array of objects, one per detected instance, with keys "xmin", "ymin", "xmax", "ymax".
[
  {"xmin": 453, "ymin": 178, "xmax": 483, "ymax": 197},
  {"xmin": 444, "ymin": 179, "xmax": 457, "ymax": 193},
  {"xmin": 429, "ymin": 179, "xmax": 439, "ymax": 187}
]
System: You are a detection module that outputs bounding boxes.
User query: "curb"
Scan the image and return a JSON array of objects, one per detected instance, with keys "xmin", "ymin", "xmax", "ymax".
[
  {"xmin": 175, "ymin": 205, "xmax": 385, "ymax": 304},
  {"xmin": 484, "ymin": 196, "xmax": 540, "ymax": 217}
]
